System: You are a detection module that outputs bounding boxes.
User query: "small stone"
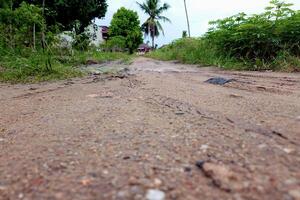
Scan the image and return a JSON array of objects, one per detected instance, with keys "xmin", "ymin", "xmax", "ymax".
[
  {"xmin": 175, "ymin": 111, "xmax": 185, "ymax": 115},
  {"xmin": 283, "ymin": 148, "xmax": 295, "ymax": 154},
  {"xmin": 87, "ymin": 94, "xmax": 99, "ymax": 98},
  {"xmin": 128, "ymin": 176, "xmax": 139, "ymax": 185},
  {"xmin": 153, "ymin": 178, "xmax": 162, "ymax": 187},
  {"xmin": 81, "ymin": 178, "xmax": 93, "ymax": 186},
  {"xmin": 258, "ymin": 144, "xmax": 267, "ymax": 149},
  {"xmin": 18, "ymin": 193, "xmax": 24, "ymax": 199},
  {"xmin": 116, "ymin": 190, "xmax": 130, "ymax": 199},
  {"xmin": 200, "ymin": 144, "xmax": 209, "ymax": 151},
  {"xmin": 229, "ymin": 94, "xmax": 243, "ymax": 98},
  {"xmin": 130, "ymin": 186, "xmax": 143, "ymax": 195},
  {"xmin": 289, "ymin": 190, "xmax": 300, "ymax": 200},
  {"xmin": 0, "ymin": 185, "xmax": 6, "ymax": 191},
  {"xmin": 296, "ymin": 116, "xmax": 300, "ymax": 121},
  {"xmin": 102, "ymin": 170, "xmax": 109, "ymax": 175},
  {"xmin": 200, "ymin": 162, "xmax": 244, "ymax": 191},
  {"xmin": 195, "ymin": 160, "xmax": 206, "ymax": 169},
  {"xmin": 205, "ymin": 77, "xmax": 234, "ymax": 85},
  {"xmin": 146, "ymin": 189, "xmax": 165, "ymax": 200},
  {"xmin": 184, "ymin": 166, "xmax": 192, "ymax": 172},
  {"xmin": 284, "ymin": 178, "xmax": 299, "ymax": 185},
  {"xmin": 123, "ymin": 156, "xmax": 131, "ymax": 160},
  {"xmin": 0, "ymin": 138, "xmax": 4, "ymax": 142}
]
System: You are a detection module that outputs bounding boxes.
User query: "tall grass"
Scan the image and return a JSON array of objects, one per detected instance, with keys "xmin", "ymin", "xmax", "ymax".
[
  {"xmin": 0, "ymin": 48, "xmax": 133, "ymax": 83},
  {"xmin": 148, "ymin": 38, "xmax": 244, "ymax": 69},
  {"xmin": 149, "ymin": 0, "xmax": 300, "ymax": 72}
]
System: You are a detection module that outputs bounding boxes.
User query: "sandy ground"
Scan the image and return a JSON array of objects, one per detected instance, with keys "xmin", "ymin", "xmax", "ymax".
[{"xmin": 0, "ymin": 57, "xmax": 300, "ymax": 200}]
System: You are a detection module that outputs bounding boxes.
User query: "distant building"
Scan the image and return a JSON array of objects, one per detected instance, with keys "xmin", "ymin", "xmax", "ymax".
[
  {"xmin": 86, "ymin": 25, "xmax": 109, "ymax": 46},
  {"xmin": 59, "ymin": 24, "xmax": 109, "ymax": 47},
  {"xmin": 137, "ymin": 43, "xmax": 152, "ymax": 55}
]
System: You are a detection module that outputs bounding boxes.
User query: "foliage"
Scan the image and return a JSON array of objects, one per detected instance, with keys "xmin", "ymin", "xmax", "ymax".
[
  {"xmin": 0, "ymin": 48, "xmax": 134, "ymax": 83},
  {"xmin": 109, "ymin": 7, "xmax": 143, "ymax": 53},
  {"xmin": 148, "ymin": 37, "xmax": 300, "ymax": 71},
  {"xmin": 72, "ymin": 33, "xmax": 91, "ymax": 51},
  {"xmin": 137, "ymin": 0, "xmax": 171, "ymax": 48},
  {"xmin": 102, "ymin": 36, "xmax": 127, "ymax": 52},
  {"xmin": 148, "ymin": 38, "xmax": 241, "ymax": 68},
  {"xmin": 12, "ymin": 0, "xmax": 108, "ymax": 34},
  {"xmin": 206, "ymin": 0, "xmax": 300, "ymax": 61},
  {"xmin": 0, "ymin": 2, "xmax": 43, "ymax": 49},
  {"xmin": 150, "ymin": 0, "xmax": 300, "ymax": 72},
  {"xmin": 182, "ymin": 31, "xmax": 187, "ymax": 38}
]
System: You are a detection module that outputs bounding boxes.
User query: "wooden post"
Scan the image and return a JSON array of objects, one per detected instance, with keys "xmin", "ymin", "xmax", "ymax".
[{"xmin": 184, "ymin": 0, "xmax": 191, "ymax": 37}]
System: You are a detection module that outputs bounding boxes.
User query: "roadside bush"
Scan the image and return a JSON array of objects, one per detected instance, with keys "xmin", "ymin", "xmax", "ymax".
[
  {"xmin": 206, "ymin": 0, "xmax": 300, "ymax": 61},
  {"xmin": 149, "ymin": 38, "xmax": 241, "ymax": 68},
  {"xmin": 149, "ymin": 0, "xmax": 300, "ymax": 71},
  {"xmin": 102, "ymin": 36, "xmax": 127, "ymax": 52}
]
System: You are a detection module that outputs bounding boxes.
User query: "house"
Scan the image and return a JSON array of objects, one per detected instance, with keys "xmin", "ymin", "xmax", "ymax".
[
  {"xmin": 86, "ymin": 25, "xmax": 109, "ymax": 46},
  {"xmin": 137, "ymin": 43, "xmax": 152, "ymax": 55},
  {"xmin": 58, "ymin": 24, "xmax": 109, "ymax": 48}
]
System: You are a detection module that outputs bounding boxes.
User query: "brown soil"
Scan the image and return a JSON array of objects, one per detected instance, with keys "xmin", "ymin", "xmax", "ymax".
[{"xmin": 0, "ymin": 57, "xmax": 299, "ymax": 200}]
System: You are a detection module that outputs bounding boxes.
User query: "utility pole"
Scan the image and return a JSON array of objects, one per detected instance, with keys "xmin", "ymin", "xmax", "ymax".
[{"xmin": 183, "ymin": 0, "xmax": 191, "ymax": 37}]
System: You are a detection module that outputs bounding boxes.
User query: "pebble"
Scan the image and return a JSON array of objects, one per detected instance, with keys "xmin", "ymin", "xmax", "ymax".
[
  {"xmin": 258, "ymin": 143, "xmax": 267, "ymax": 149},
  {"xmin": 130, "ymin": 186, "xmax": 143, "ymax": 194},
  {"xmin": 184, "ymin": 166, "xmax": 192, "ymax": 172},
  {"xmin": 18, "ymin": 193, "xmax": 24, "ymax": 199},
  {"xmin": 200, "ymin": 144, "xmax": 209, "ymax": 151},
  {"xmin": 146, "ymin": 189, "xmax": 165, "ymax": 200},
  {"xmin": 0, "ymin": 138, "xmax": 4, "ymax": 142},
  {"xmin": 153, "ymin": 178, "xmax": 162, "ymax": 187},
  {"xmin": 283, "ymin": 148, "xmax": 295, "ymax": 154},
  {"xmin": 102, "ymin": 170, "xmax": 109, "ymax": 175},
  {"xmin": 296, "ymin": 116, "xmax": 300, "ymax": 121},
  {"xmin": 195, "ymin": 160, "xmax": 206, "ymax": 169},
  {"xmin": 116, "ymin": 190, "xmax": 130, "ymax": 199},
  {"xmin": 289, "ymin": 190, "xmax": 300, "ymax": 200}
]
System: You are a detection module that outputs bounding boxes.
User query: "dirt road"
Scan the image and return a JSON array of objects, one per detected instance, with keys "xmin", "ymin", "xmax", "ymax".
[{"xmin": 0, "ymin": 57, "xmax": 300, "ymax": 200}]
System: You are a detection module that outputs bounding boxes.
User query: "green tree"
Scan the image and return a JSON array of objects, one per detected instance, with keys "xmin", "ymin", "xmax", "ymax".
[
  {"xmin": 12, "ymin": 0, "xmax": 108, "ymax": 34},
  {"xmin": 0, "ymin": 2, "xmax": 43, "ymax": 49},
  {"xmin": 109, "ymin": 7, "xmax": 143, "ymax": 53},
  {"xmin": 137, "ymin": 0, "xmax": 171, "ymax": 48}
]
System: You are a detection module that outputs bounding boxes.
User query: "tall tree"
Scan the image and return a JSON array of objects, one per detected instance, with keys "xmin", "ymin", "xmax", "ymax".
[
  {"xmin": 109, "ymin": 7, "xmax": 143, "ymax": 53},
  {"xmin": 12, "ymin": 0, "xmax": 108, "ymax": 34},
  {"xmin": 183, "ymin": 0, "xmax": 191, "ymax": 37},
  {"xmin": 137, "ymin": 0, "xmax": 171, "ymax": 48}
]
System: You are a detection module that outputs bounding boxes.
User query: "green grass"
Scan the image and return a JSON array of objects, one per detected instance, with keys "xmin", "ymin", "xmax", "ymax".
[
  {"xmin": 0, "ymin": 49, "xmax": 134, "ymax": 83},
  {"xmin": 147, "ymin": 38, "xmax": 300, "ymax": 72},
  {"xmin": 148, "ymin": 38, "xmax": 243, "ymax": 69}
]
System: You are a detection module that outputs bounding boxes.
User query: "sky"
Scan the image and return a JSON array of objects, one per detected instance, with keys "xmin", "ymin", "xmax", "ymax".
[{"xmin": 97, "ymin": 0, "xmax": 300, "ymax": 47}]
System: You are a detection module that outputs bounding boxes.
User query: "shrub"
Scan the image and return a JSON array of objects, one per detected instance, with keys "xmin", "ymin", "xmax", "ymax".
[
  {"xmin": 206, "ymin": 0, "xmax": 300, "ymax": 61},
  {"xmin": 102, "ymin": 36, "xmax": 127, "ymax": 52}
]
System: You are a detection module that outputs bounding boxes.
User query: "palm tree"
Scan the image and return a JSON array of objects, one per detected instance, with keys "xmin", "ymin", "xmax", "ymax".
[
  {"xmin": 183, "ymin": 0, "xmax": 191, "ymax": 37},
  {"xmin": 137, "ymin": 0, "xmax": 171, "ymax": 48}
]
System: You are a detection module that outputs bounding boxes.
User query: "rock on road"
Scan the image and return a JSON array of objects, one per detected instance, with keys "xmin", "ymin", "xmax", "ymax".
[{"xmin": 0, "ymin": 57, "xmax": 300, "ymax": 200}]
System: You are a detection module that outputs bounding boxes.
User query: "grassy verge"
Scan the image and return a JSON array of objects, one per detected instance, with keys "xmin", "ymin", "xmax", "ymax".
[
  {"xmin": 0, "ymin": 49, "xmax": 134, "ymax": 83},
  {"xmin": 147, "ymin": 38, "xmax": 300, "ymax": 72}
]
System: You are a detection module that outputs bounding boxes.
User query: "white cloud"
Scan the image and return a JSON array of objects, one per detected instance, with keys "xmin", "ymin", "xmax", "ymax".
[{"xmin": 97, "ymin": 0, "xmax": 300, "ymax": 46}]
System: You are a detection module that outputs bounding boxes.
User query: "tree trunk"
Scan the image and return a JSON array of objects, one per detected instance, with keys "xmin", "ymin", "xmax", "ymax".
[
  {"xmin": 9, "ymin": 0, "xmax": 13, "ymax": 48},
  {"xmin": 184, "ymin": 0, "xmax": 191, "ymax": 37},
  {"xmin": 152, "ymin": 36, "xmax": 155, "ymax": 49},
  {"xmin": 41, "ymin": 0, "xmax": 46, "ymax": 50},
  {"xmin": 33, "ymin": 23, "xmax": 36, "ymax": 50}
]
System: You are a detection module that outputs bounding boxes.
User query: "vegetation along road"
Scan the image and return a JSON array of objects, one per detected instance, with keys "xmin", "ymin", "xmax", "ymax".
[{"xmin": 0, "ymin": 57, "xmax": 300, "ymax": 200}]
